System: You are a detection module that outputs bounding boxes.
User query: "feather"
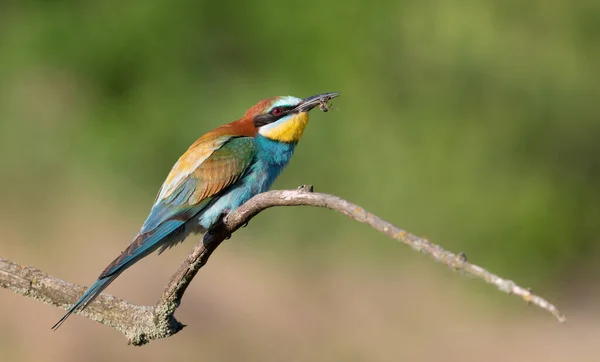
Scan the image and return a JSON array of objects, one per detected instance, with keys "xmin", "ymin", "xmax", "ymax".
[{"xmin": 53, "ymin": 136, "xmax": 256, "ymax": 329}]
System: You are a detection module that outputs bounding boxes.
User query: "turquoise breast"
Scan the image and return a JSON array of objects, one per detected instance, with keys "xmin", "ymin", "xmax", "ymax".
[{"xmin": 197, "ymin": 135, "xmax": 297, "ymax": 229}]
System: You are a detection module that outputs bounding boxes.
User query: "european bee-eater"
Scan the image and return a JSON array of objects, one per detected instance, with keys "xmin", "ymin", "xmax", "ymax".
[{"xmin": 52, "ymin": 92, "xmax": 340, "ymax": 329}]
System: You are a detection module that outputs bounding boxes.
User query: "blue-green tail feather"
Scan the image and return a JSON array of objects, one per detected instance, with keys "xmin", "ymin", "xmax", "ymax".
[
  {"xmin": 51, "ymin": 221, "xmax": 188, "ymax": 330},
  {"xmin": 51, "ymin": 276, "xmax": 115, "ymax": 330}
]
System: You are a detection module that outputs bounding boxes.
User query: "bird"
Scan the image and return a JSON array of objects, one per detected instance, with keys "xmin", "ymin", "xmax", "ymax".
[{"xmin": 52, "ymin": 92, "xmax": 340, "ymax": 329}]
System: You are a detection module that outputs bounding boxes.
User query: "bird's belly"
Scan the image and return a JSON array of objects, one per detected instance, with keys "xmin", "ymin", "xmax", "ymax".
[{"xmin": 195, "ymin": 165, "xmax": 279, "ymax": 230}]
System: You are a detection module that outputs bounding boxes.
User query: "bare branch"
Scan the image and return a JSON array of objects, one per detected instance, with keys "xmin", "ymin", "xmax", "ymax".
[{"xmin": 0, "ymin": 187, "xmax": 566, "ymax": 346}]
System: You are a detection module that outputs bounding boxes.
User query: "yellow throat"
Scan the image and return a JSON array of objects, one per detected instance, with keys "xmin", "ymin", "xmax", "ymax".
[{"xmin": 259, "ymin": 112, "xmax": 310, "ymax": 143}]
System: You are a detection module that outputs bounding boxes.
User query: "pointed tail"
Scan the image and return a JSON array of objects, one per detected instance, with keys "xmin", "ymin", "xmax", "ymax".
[
  {"xmin": 52, "ymin": 222, "xmax": 187, "ymax": 330},
  {"xmin": 51, "ymin": 274, "xmax": 118, "ymax": 330}
]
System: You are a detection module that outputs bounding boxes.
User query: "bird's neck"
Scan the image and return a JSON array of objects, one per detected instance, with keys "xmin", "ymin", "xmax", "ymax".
[
  {"xmin": 257, "ymin": 112, "xmax": 309, "ymax": 143},
  {"xmin": 255, "ymin": 135, "xmax": 297, "ymax": 167}
]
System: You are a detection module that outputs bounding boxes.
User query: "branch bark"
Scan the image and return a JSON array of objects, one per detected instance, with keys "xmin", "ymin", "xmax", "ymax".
[{"xmin": 0, "ymin": 187, "xmax": 566, "ymax": 346}]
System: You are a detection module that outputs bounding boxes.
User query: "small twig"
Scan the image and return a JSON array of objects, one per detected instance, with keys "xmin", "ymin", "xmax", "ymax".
[
  {"xmin": 219, "ymin": 190, "xmax": 566, "ymax": 323},
  {"xmin": 0, "ymin": 187, "xmax": 566, "ymax": 346}
]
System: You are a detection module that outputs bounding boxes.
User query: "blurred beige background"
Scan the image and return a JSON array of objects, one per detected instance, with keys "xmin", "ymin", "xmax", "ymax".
[{"xmin": 1, "ymin": 0, "xmax": 599, "ymax": 361}]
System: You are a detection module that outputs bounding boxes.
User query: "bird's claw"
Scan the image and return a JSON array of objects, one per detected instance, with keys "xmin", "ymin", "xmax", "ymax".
[{"xmin": 297, "ymin": 184, "xmax": 314, "ymax": 192}]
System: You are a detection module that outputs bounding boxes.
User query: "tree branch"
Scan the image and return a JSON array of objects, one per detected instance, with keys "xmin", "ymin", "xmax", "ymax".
[{"xmin": 0, "ymin": 186, "xmax": 566, "ymax": 346}]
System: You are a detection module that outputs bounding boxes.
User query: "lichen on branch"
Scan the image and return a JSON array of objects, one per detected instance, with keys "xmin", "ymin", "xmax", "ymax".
[{"xmin": 0, "ymin": 187, "xmax": 566, "ymax": 346}]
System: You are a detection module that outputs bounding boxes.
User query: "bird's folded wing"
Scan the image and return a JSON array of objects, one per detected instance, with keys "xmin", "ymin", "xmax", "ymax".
[
  {"xmin": 141, "ymin": 135, "xmax": 256, "ymax": 234},
  {"xmin": 97, "ymin": 135, "xmax": 256, "ymax": 280}
]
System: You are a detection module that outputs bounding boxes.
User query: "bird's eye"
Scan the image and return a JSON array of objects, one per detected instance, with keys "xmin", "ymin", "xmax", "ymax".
[{"xmin": 271, "ymin": 107, "xmax": 283, "ymax": 116}]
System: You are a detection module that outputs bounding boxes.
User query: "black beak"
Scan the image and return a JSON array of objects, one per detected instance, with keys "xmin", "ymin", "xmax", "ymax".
[{"xmin": 293, "ymin": 92, "xmax": 340, "ymax": 113}]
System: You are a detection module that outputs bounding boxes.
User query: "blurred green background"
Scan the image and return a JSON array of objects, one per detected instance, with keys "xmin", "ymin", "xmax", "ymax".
[{"xmin": 1, "ymin": 0, "xmax": 599, "ymax": 361}]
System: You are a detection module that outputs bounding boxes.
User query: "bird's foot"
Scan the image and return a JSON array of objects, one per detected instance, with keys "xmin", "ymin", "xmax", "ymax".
[
  {"xmin": 219, "ymin": 209, "xmax": 231, "ymax": 223},
  {"xmin": 297, "ymin": 184, "xmax": 314, "ymax": 192},
  {"xmin": 204, "ymin": 210, "xmax": 234, "ymax": 241},
  {"xmin": 219, "ymin": 209, "xmax": 233, "ymax": 239}
]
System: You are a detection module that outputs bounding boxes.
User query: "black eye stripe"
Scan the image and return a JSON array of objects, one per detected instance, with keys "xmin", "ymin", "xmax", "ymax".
[
  {"xmin": 253, "ymin": 113, "xmax": 278, "ymax": 127},
  {"xmin": 253, "ymin": 105, "xmax": 297, "ymax": 127}
]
